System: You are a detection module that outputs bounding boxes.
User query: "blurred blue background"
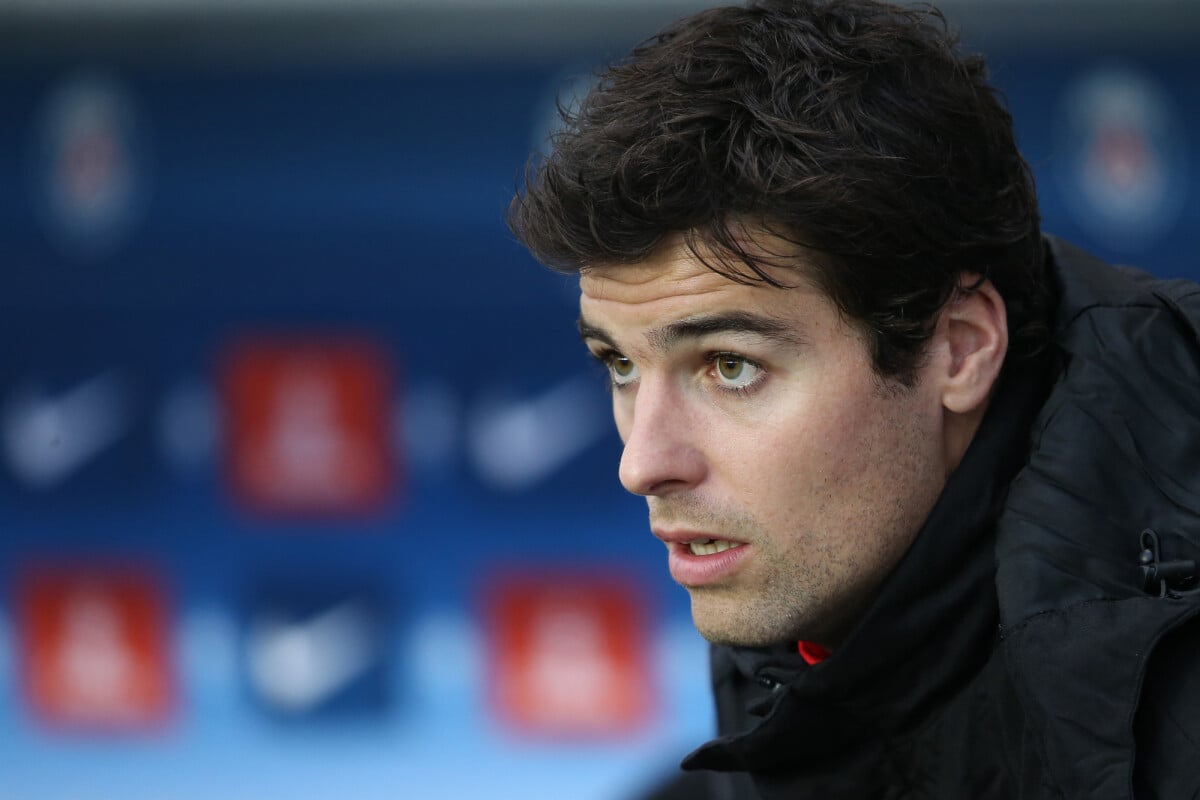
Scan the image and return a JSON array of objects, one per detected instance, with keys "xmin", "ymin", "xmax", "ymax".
[{"xmin": 0, "ymin": 1, "xmax": 1197, "ymax": 798}]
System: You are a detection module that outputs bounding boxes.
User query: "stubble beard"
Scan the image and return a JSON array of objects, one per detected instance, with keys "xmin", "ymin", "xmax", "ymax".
[
  {"xmin": 686, "ymin": 538, "xmax": 848, "ymax": 648},
  {"xmin": 651, "ymin": 498, "xmax": 835, "ymax": 648},
  {"xmin": 655, "ymin": 481, "xmax": 927, "ymax": 649}
]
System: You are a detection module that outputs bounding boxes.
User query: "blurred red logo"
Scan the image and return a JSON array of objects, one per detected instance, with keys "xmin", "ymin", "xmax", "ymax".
[
  {"xmin": 15, "ymin": 566, "xmax": 173, "ymax": 732},
  {"xmin": 484, "ymin": 573, "xmax": 653, "ymax": 737},
  {"xmin": 221, "ymin": 337, "xmax": 396, "ymax": 517}
]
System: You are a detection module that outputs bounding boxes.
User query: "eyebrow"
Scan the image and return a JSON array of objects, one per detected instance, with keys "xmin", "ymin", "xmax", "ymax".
[{"xmin": 578, "ymin": 311, "xmax": 806, "ymax": 352}]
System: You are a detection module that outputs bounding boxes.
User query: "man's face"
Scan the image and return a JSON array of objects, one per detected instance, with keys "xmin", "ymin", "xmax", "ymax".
[{"xmin": 578, "ymin": 239, "xmax": 953, "ymax": 647}]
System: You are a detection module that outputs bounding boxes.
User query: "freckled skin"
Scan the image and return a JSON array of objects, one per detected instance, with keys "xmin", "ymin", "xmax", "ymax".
[{"xmin": 580, "ymin": 240, "xmax": 956, "ymax": 647}]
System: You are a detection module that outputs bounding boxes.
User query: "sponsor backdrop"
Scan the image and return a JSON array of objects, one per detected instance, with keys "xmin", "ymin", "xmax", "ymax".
[{"xmin": 0, "ymin": 29, "xmax": 1197, "ymax": 800}]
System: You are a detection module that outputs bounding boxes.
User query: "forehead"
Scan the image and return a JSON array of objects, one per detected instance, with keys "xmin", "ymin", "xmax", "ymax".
[
  {"xmin": 580, "ymin": 247, "xmax": 740, "ymax": 304},
  {"xmin": 578, "ymin": 239, "xmax": 815, "ymax": 330}
]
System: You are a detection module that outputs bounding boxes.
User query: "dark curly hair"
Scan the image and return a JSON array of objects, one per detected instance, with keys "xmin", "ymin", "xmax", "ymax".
[{"xmin": 508, "ymin": 0, "xmax": 1050, "ymax": 385}]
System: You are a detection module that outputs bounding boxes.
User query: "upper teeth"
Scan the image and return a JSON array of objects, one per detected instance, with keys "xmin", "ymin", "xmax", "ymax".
[{"xmin": 688, "ymin": 539, "xmax": 742, "ymax": 556}]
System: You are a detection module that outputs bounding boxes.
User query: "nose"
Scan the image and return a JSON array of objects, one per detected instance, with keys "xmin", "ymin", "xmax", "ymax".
[{"xmin": 617, "ymin": 378, "xmax": 706, "ymax": 497}]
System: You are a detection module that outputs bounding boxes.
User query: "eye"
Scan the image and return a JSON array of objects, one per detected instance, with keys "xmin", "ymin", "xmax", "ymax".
[
  {"xmin": 590, "ymin": 347, "xmax": 638, "ymax": 388},
  {"xmin": 586, "ymin": 346, "xmax": 640, "ymax": 390},
  {"xmin": 711, "ymin": 353, "xmax": 763, "ymax": 391},
  {"xmin": 607, "ymin": 354, "xmax": 639, "ymax": 387}
]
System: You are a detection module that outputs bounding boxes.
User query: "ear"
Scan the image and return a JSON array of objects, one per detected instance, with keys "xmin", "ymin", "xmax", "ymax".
[{"xmin": 938, "ymin": 275, "xmax": 1008, "ymax": 415}]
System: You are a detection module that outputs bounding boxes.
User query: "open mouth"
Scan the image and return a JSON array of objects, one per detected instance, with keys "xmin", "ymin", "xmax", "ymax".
[{"xmin": 687, "ymin": 538, "xmax": 745, "ymax": 556}]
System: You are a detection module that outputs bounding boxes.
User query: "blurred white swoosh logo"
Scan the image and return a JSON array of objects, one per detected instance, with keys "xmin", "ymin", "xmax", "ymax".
[
  {"xmin": 2, "ymin": 372, "xmax": 131, "ymax": 489},
  {"xmin": 467, "ymin": 374, "xmax": 609, "ymax": 491},
  {"xmin": 248, "ymin": 600, "xmax": 378, "ymax": 713}
]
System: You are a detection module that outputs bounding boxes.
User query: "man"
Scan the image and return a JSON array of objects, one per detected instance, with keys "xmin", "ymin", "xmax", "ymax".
[{"xmin": 508, "ymin": 1, "xmax": 1200, "ymax": 797}]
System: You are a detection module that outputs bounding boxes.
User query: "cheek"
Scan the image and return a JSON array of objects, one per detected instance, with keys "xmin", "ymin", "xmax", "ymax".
[
  {"xmin": 742, "ymin": 395, "xmax": 887, "ymax": 511},
  {"xmin": 720, "ymin": 423, "xmax": 824, "ymax": 509}
]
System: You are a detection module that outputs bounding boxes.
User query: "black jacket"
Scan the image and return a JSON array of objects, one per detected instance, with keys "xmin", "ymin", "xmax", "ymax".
[{"xmin": 653, "ymin": 238, "xmax": 1200, "ymax": 800}]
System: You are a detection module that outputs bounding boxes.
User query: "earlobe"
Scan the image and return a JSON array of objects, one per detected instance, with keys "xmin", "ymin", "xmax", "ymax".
[{"xmin": 939, "ymin": 276, "xmax": 1008, "ymax": 414}]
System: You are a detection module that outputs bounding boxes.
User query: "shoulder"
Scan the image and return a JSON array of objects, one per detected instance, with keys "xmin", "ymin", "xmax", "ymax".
[
  {"xmin": 998, "ymin": 238, "xmax": 1200, "ymax": 622},
  {"xmin": 991, "ymin": 237, "xmax": 1200, "ymax": 798}
]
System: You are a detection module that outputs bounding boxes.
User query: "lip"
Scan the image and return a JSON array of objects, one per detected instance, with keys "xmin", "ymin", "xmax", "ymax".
[{"xmin": 654, "ymin": 529, "xmax": 751, "ymax": 587}]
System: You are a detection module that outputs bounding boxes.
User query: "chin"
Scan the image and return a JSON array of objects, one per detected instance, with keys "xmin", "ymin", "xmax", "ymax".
[
  {"xmin": 692, "ymin": 612, "xmax": 794, "ymax": 648},
  {"xmin": 697, "ymin": 626, "xmax": 786, "ymax": 648},
  {"xmin": 689, "ymin": 590, "xmax": 833, "ymax": 648}
]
